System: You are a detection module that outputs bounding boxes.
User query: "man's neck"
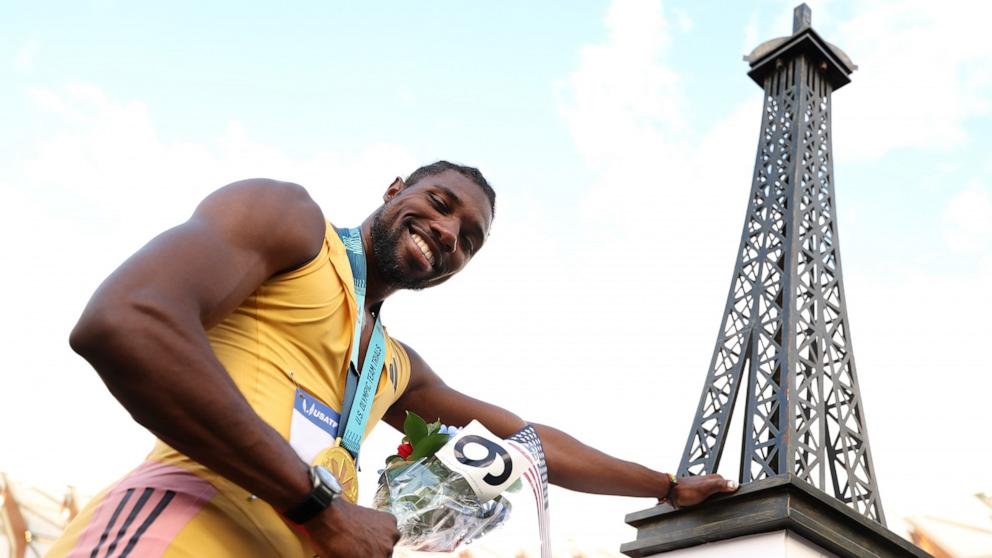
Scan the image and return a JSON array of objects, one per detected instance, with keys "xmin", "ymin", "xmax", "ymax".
[{"xmin": 358, "ymin": 219, "xmax": 395, "ymax": 312}]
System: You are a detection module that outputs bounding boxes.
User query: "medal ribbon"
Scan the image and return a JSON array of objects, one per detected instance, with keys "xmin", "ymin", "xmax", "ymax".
[{"xmin": 335, "ymin": 227, "xmax": 388, "ymax": 458}]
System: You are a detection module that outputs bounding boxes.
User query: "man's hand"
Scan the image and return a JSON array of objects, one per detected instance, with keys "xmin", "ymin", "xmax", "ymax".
[
  {"xmin": 306, "ymin": 500, "xmax": 400, "ymax": 558},
  {"xmin": 670, "ymin": 474, "xmax": 739, "ymax": 508}
]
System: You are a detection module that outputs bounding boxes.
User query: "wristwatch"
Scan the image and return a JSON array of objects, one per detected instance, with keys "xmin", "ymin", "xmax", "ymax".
[{"xmin": 284, "ymin": 465, "xmax": 343, "ymax": 525}]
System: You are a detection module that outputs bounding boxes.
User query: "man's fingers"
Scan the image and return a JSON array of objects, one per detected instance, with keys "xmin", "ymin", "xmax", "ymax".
[{"xmin": 703, "ymin": 475, "xmax": 738, "ymax": 495}]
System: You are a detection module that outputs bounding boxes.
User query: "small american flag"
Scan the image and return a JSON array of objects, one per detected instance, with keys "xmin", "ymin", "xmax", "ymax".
[{"xmin": 507, "ymin": 425, "xmax": 551, "ymax": 558}]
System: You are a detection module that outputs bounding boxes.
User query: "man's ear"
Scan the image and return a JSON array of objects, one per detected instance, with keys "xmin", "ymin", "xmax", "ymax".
[{"xmin": 384, "ymin": 177, "xmax": 405, "ymax": 202}]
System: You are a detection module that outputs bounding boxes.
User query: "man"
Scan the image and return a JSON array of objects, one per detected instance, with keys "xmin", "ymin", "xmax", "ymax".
[{"xmin": 51, "ymin": 161, "xmax": 737, "ymax": 558}]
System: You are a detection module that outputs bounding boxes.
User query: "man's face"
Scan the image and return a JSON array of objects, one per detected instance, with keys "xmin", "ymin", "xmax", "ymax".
[{"xmin": 370, "ymin": 169, "xmax": 493, "ymax": 290}]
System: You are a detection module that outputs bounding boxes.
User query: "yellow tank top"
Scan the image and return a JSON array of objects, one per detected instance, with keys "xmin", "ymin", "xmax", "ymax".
[{"xmin": 148, "ymin": 220, "xmax": 411, "ymax": 477}]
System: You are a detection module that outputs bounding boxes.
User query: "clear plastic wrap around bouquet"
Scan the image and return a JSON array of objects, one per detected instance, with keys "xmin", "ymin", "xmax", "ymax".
[
  {"xmin": 373, "ymin": 413, "xmax": 546, "ymax": 553},
  {"xmin": 372, "ymin": 454, "xmax": 514, "ymax": 551}
]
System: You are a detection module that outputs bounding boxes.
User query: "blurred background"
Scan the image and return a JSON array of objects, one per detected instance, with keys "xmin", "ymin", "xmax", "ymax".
[{"xmin": 2, "ymin": 0, "xmax": 991, "ymax": 556}]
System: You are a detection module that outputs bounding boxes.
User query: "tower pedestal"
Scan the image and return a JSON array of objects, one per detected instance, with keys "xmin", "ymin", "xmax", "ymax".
[{"xmin": 621, "ymin": 477, "xmax": 931, "ymax": 558}]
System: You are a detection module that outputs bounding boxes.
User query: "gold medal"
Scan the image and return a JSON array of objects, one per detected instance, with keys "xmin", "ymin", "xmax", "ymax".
[{"xmin": 312, "ymin": 442, "xmax": 359, "ymax": 504}]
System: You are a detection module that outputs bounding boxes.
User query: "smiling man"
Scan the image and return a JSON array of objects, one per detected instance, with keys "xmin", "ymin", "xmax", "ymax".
[{"xmin": 50, "ymin": 161, "xmax": 736, "ymax": 558}]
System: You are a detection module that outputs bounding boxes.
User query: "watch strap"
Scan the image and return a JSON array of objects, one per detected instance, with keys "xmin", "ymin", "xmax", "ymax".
[{"xmin": 284, "ymin": 466, "xmax": 339, "ymax": 525}]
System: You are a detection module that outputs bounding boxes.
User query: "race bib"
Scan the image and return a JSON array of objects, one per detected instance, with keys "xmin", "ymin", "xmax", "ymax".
[
  {"xmin": 434, "ymin": 420, "xmax": 529, "ymax": 502},
  {"xmin": 289, "ymin": 388, "xmax": 341, "ymax": 464}
]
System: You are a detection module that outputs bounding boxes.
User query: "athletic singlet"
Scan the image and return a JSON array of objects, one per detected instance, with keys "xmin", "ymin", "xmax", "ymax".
[{"xmin": 47, "ymin": 221, "xmax": 412, "ymax": 558}]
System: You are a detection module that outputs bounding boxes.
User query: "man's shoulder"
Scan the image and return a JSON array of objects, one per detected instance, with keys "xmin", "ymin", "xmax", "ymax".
[
  {"xmin": 211, "ymin": 178, "xmax": 317, "ymax": 208},
  {"xmin": 195, "ymin": 178, "xmax": 326, "ymax": 272}
]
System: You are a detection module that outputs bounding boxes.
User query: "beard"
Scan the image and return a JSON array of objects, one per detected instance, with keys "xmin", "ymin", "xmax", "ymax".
[{"xmin": 369, "ymin": 205, "xmax": 431, "ymax": 291}]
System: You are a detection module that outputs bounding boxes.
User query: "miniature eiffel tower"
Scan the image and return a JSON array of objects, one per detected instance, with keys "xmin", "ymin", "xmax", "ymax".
[{"xmin": 676, "ymin": 4, "xmax": 885, "ymax": 524}]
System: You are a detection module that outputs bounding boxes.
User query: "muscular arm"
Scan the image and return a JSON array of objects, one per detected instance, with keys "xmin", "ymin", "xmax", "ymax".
[
  {"xmin": 69, "ymin": 179, "xmax": 322, "ymax": 511},
  {"xmin": 385, "ymin": 342, "xmax": 736, "ymax": 504}
]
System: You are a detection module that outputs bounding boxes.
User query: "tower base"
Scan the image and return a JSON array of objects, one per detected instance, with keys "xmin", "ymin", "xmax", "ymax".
[{"xmin": 620, "ymin": 476, "xmax": 931, "ymax": 558}]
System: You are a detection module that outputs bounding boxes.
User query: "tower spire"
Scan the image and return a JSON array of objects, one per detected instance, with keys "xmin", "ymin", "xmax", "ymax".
[{"xmin": 793, "ymin": 3, "xmax": 812, "ymax": 33}]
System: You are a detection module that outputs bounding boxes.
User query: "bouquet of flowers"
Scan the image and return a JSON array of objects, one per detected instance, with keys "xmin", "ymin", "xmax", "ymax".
[{"xmin": 373, "ymin": 412, "xmax": 530, "ymax": 552}]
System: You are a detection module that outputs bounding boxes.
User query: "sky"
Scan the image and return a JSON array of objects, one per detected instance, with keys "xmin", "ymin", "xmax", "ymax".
[{"xmin": 2, "ymin": 0, "xmax": 991, "ymax": 553}]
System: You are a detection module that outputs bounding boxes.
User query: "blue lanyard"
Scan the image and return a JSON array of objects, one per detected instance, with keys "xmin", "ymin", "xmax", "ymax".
[{"xmin": 335, "ymin": 227, "xmax": 388, "ymax": 458}]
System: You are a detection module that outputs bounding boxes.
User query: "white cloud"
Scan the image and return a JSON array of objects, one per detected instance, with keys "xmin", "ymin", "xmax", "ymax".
[
  {"xmin": 943, "ymin": 180, "xmax": 992, "ymax": 255},
  {"xmin": 556, "ymin": 0, "xmax": 760, "ymax": 291},
  {"xmin": 558, "ymin": 0, "xmax": 684, "ymax": 174},
  {"xmin": 845, "ymin": 258, "xmax": 992, "ymax": 517},
  {"xmin": 832, "ymin": 0, "xmax": 992, "ymax": 161},
  {"xmin": 16, "ymin": 84, "xmax": 417, "ymax": 233}
]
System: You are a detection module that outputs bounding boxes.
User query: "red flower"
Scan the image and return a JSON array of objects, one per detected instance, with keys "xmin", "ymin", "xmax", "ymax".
[{"xmin": 397, "ymin": 442, "xmax": 414, "ymax": 459}]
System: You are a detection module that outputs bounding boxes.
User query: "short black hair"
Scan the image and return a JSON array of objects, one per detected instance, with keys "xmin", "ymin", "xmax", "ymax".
[{"xmin": 405, "ymin": 160, "xmax": 496, "ymax": 218}]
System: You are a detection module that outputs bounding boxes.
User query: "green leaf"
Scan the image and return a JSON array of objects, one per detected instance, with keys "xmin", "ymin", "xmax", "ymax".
[
  {"xmin": 426, "ymin": 419, "xmax": 442, "ymax": 436},
  {"xmin": 385, "ymin": 455, "xmax": 405, "ymax": 466},
  {"xmin": 404, "ymin": 411, "xmax": 429, "ymax": 446},
  {"xmin": 409, "ymin": 432, "xmax": 451, "ymax": 460}
]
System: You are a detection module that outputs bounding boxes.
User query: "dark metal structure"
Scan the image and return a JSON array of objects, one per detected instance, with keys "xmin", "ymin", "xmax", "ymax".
[
  {"xmin": 622, "ymin": 476, "xmax": 928, "ymax": 558},
  {"xmin": 676, "ymin": 4, "xmax": 885, "ymax": 524}
]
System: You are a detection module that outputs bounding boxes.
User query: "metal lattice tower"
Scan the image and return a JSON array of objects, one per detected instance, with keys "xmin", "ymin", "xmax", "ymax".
[{"xmin": 677, "ymin": 4, "xmax": 886, "ymax": 525}]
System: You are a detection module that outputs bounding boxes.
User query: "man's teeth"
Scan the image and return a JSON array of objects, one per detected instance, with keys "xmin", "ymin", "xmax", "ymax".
[{"xmin": 411, "ymin": 232, "xmax": 435, "ymax": 266}]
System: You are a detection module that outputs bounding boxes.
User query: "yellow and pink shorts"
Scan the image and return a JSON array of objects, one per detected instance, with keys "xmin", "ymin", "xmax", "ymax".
[{"xmin": 46, "ymin": 461, "xmax": 310, "ymax": 558}]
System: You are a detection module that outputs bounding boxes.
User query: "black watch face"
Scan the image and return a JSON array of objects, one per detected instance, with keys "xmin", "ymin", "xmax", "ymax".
[{"xmin": 314, "ymin": 466, "xmax": 343, "ymax": 494}]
